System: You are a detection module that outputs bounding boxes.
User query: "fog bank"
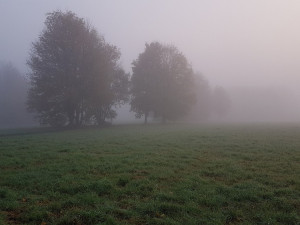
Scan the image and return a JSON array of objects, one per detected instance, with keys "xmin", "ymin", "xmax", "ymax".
[{"xmin": 226, "ymin": 86, "xmax": 300, "ymax": 123}]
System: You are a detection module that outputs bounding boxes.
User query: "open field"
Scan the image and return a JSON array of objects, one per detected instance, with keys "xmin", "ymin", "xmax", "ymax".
[{"xmin": 0, "ymin": 124, "xmax": 299, "ymax": 225}]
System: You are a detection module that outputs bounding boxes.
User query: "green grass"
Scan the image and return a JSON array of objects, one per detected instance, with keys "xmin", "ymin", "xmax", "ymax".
[{"xmin": 0, "ymin": 123, "xmax": 299, "ymax": 225}]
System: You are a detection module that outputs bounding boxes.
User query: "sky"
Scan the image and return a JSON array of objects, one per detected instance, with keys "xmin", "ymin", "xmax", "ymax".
[
  {"xmin": 1, "ymin": 0, "xmax": 300, "ymax": 87},
  {"xmin": 1, "ymin": 0, "xmax": 300, "ymax": 122}
]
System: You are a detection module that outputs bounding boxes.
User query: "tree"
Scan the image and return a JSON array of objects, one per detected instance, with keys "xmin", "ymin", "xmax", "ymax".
[
  {"xmin": 185, "ymin": 78, "xmax": 232, "ymax": 122},
  {"xmin": 0, "ymin": 62, "xmax": 34, "ymax": 128},
  {"xmin": 27, "ymin": 11, "xmax": 128, "ymax": 127},
  {"xmin": 130, "ymin": 42, "xmax": 196, "ymax": 123},
  {"xmin": 186, "ymin": 73, "xmax": 212, "ymax": 121}
]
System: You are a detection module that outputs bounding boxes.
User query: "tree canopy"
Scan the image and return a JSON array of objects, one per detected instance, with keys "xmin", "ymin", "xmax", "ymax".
[
  {"xmin": 27, "ymin": 11, "xmax": 128, "ymax": 127},
  {"xmin": 130, "ymin": 42, "xmax": 196, "ymax": 123}
]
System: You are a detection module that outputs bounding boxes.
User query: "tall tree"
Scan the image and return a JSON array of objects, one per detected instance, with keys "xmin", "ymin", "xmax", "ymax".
[
  {"xmin": 27, "ymin": 11, "xmax": 128, "ymax": 127},
  {"xmin": 130, "ymin": 42, "xmax": 196, "ymax": 123}
]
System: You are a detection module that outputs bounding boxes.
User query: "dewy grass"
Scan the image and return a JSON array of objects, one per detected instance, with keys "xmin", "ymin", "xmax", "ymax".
[{"xmin": 0, "ymin": 124, "xmax": 299, "ymax": 225}]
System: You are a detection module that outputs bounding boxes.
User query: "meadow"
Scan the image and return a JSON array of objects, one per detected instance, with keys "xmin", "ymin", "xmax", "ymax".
[{"xmin": 0, "ymin": 124, "xmax": 299, "ymax": 225}]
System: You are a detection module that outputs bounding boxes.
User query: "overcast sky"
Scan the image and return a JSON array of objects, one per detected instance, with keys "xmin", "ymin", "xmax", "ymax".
[{"xmin": 1, "ymin": 0, "xmax": 300, "ymax": 90}]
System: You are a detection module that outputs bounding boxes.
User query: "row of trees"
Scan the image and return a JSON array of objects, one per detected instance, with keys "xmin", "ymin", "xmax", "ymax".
[
  {"xmin": 1, "ymin": 10, "xmax": 230, "ymax": 128},
  {"xmin": 187, "ymin": 74, "xmax": 231, "ymax": 121},
  {"xmin": 27, "ymin": 10, "xmax": 200, "ymax": 127}
]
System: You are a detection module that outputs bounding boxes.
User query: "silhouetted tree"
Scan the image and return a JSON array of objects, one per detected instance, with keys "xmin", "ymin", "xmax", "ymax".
[
  {"xmin": 130, "ymin": 42, "xmax": 196, "ymax": 124},
  {"xmin": 27, "ymin": 11, "xmax": 128, "ymax": 127},
  {"xmin": 0, "ymin": 62, "xmax": 34, "ymax": 128}
]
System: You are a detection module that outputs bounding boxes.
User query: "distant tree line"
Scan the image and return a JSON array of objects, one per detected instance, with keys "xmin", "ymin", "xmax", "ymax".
[
  {"xmin": 187, "ymin": 74, "xmax": 231, "ymax": 122},
  {"xmin": 0, "ymin": 10, "xmax": 230, "ymax": 128},
  {"xmin": 0, "ymin": 62, "xmax": 34, "ymax": 128}
]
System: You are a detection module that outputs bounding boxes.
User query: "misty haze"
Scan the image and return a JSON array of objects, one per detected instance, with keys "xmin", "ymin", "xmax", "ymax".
[
  {"xmin": 1, "ymin": 0, "xmax": 300, "ymax": 126},
  {"xmin": 0, "ymin": 1, "xmax": 299, "ymax": 224}
]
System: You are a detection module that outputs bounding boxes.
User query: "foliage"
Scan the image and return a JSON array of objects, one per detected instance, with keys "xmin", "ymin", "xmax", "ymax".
[
  {"xmin": 130, "ymin": 42, "xmax": 196, "ymax": 123},
  {"xmin": 27, "ymin": 11, "xmax": 129, "ymax": 127},
  {"xmin": 0, "ymin": 124, "xmax": 299, "ymax": 224}
]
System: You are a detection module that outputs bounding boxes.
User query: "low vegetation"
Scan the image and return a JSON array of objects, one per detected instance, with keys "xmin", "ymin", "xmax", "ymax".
[{"xmin": 0, "ymin": 124, "xmax": 299, "ymax": 224}]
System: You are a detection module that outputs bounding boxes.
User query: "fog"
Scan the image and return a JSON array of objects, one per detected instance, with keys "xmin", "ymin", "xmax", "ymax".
[
  {"xmin": 1, "ymin": 0, "xmax": 300, "ymax": 126},
  {"xmin": 0, "ymin": 62, "xmax": 35, "ymax": 128},
  {"xmin": 227, "ymin": 86, "xmax": 300, "ymax": 123}
]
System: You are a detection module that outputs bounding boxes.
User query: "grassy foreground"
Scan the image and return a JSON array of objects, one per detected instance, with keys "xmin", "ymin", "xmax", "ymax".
[{"xmin": 0, "ymin": 124, "xmax": 299, "ymax": 225}]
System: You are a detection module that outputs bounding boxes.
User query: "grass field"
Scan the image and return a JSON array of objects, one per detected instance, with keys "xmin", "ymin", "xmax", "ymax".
[{"xmin": 0, "ymin": 124, "xmax": 299, "ymax": 225}]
